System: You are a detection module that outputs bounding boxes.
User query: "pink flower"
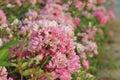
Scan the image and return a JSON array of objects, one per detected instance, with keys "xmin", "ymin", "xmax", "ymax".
[
  {"xmin": 94, "ymin": 11, "xmax": 108, "ymax": 25},
  {"xmin": 0, "ymin": 67, "xmax": 8, "ymax": 80},
  {"xmin": 0, "ymin": 38, "xmax": 3, "ymax": 47},
  {"xmin": 67, "ymin": 54, "xmax": 80, "ymax": 73},
  {"xmin": 82, "ymin": 59, "xmax": 89, "ymax": 71},
  {"xmin": 85, "ymin": 41, "xmax": 98, "ymax": 56},
  {"xmin": 108, "ymin": 9, "xmax": 116, "ymax": 20},
  {"xmin": 74, "ymin": 17, "xmax": 81, "ymax": 27},
  {"xmin": 40, "ymin": 2, "xmax": 64, "ymax": 23},
  {"xmin": 29, "ymin": 27, "xmax": 75, "ymax": 54},
  {"xmin": 0, "ymin": 10, "xmax": 7, "ymax": 24},
  {"xmin": 74, "ymin": 0, "xmax": 83, "ymax": 10},
  {"xmin": 51, "ymin": 69, "xmax": 72, "ymax": 80},
  {"xmin": 64, "ymin": 15, "xmax": 76, "ymax": 29},
  {"xmin": 100, "ymin": 16, "xmax": 108, "ymax": 25},
  {"xmin": 25, "ymin": 10, "xmax": 38, "ymax": 20},
  {"xmin": 97, "ymin": 0, "xmax": 106, "ymax": 4},
  {"xmin": 8, "ymin": 77, "xmax": 13, "ymax": 80},
  {"xmin": 76, "ymin": 43, "xmax": 87, "ymax": 59},
  {"xmin": 86, "ymin": 73, "xmax": 93, "ymax": 78},
  {"xmin": 47, "ymin": 53, "xmax": 68, "ymax": 69},
  {"xmin": 28, "ymin": 27, "xmax": 80, "ymax": 79},
  {"xmin": 14, "ymin": 0, "xmax": 22, "ymax": 6}
]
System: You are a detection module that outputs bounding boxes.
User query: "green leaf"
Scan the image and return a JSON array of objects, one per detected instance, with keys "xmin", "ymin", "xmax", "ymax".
[
  {"xmin": 0, "ymin": 49, "xmax": 9, "ymax": 60},
  {"xmin": 0, "ymin": 61, "xmax": 11, "ymax": 66},
  {"xmin": 89, "ymin": 66, "xmax": 96, "ymax": 71},
  {"xmin": 41, "ymin": 57, "xmax": 51, "ymax": 68},
  {"xmin": 21, "ymin": 62, "xmax": 28, "ymax": 68},
  {"xmin": 44, "ymin": 72, "xmax": 53, "ymax": 80},
  {"xmin": 0, "ymin": 40, "xmax": 20, "ymax": 50},
  {"xmin": 64, "ymin": 0, "xmax": 68, "ymax": 3},
  {"xmin": 23, "ymin": 68, "xmax": 35, "ymax": 76},
  {"xmin": 38, "ymin": 69, "xmax": 44, "ymax": 74}
]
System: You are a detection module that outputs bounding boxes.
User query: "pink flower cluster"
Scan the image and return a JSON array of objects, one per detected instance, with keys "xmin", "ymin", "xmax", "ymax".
[
  {"xmin": 40, "ymin": 2, "xmax": 76, "ymax": 29},
  {"xmin": 20, "ymin": 5, "xmax": 75, "ymax": 37},
  {"xmin": 0, "ymin": 0, "xmax": 115, "ymax": 79},
  {"xmin": 77, "ymin": 26, "xmax": 98, "ymax": 56},
  {"xmin": 74, "ymin": 0, "xmax": 83, "ymax": 10},
  {"xmin": 94, "ymin": 10, "xmax": 108, "ymax": 25},
  {"xmin": 76, "ymin": 26, "xmax": 98, "ymax": 70},
  {"xmin": 29, "ymin": 27, "xmax": 80, "ymax": 80}
]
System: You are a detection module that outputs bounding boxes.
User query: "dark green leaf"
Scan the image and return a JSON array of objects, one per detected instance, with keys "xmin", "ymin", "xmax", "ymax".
[
  {"xmin": 0, "ymin": 61, "xmax": 11, "ymax": 66},
  {"xmin": 64, "ymin": 0, "xmax": 68, "ymax": 3},
  {"xmin": 0, "ymin": 40, "xmax": 20, "ymax": 50},
  {"xmin": 0, "ymin": 49, "xmax": 9, "ymax": 60}
]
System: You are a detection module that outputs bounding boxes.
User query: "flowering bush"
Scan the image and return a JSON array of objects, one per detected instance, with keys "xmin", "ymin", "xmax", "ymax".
[{"xmin": 0, "ymin": 0, "xmax": 115, "ymax": 80}]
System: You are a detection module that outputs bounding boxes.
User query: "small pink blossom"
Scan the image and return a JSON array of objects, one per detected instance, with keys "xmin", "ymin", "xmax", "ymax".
[
  {"xmin": 51, "ymin": 69, "xmax": 72, "ymax": 80},
  {"xmin": 100, "ymin": 16, "xmax": 108, "ymax": 25},
  {"xmin": 108, "ymin": 9, "xmax": 116, "ymax": 20},
  {"xmin": 14, "ymin": 0, "xmax": 22, "ymax": 6},
  {"xmin": 0, "ymin": 67, "xmax": 8, "ymax": 80},
  {"xmin": 94, "ymin": 11, "xmax": 108, "ymax": 25},
  {"xmin": 97, "ymin": 0, "xmax": 106, "ymax": 4},
  {"xmin": 0, "ymin": 10, "xmax": 7, "ymax": 24},
  {"xmin": 74, "ymin": 17, "xmax": 81, "ymax": 27},
  {"xmin": 47, "ymin": 53, "xmax": 68, "ymax": 69},
  {"xmin": 82, "ymin": 59, "xmax": 89, "ymax": 71},
  {"xmin": 85, "ymin": 41, "xmax": 98, "ymax": 56},
  {"xmin": 8, "ymin": 77, "xmax": 13, "ymax": 80},
  {"xmin": 0, "ymin": 38, "xmax": 3, "ymax": 47},
  {"xmin": 67, "ymin": 54, "xmax": 80, "ymax": 73},
  {"xmin": 86, "ymin": 73, "xmax": 93, "ymax": 78},
  {"xmin": 40, "ymin": 2, "xmax": 64, "ymax": 23},
  {"xmin": 74, "ymin": 0, "xmax": 83, "ymax": 10}
]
